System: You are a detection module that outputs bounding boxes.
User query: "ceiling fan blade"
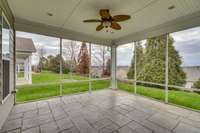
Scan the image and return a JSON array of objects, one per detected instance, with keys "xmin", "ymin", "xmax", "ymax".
[
  {"xmin": 100, "ymin": 9, "xmax": 110, "ymax": 19},
  {"xmin": 110, "ymin": 22, "xmax": 121, "ymax": 30},
  {"xmin": 112, "ymin": 15, "xmax": 131, "ymax": 22},
  {"xmin": 96, "ymin": 24, "xmax": 104, "ymax": 31},
  {"xmin": 83, "ymin": 19, "xmax": 101, "ymax": 23}
]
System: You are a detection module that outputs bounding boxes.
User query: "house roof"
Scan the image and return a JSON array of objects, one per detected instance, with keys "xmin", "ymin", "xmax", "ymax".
[
  {"xmin": 16, "ymin": 37, "xmax": 36, "ymax": 53},
  {"xmin": 7, "ymin": 0, "xmax": 200, "ymax": 45}
]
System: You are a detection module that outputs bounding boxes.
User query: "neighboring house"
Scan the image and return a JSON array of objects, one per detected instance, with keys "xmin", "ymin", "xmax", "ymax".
[
  {"xmin": 16, "ymin": 37, "xmax": 36, "ymax": 85},
  {"xmin": 182, "ymin": 66, "xmax": 200, "ymax": 88}
]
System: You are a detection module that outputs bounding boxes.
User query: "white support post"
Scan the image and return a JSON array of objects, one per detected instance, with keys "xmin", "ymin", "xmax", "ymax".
[
  {"xmin": 70, "ymin": 41, "xmax": 73, "ymax": 81},
  {"xmin": 165, "ymin": 34, "xmax": 169, "ymax": 103},
  {"xmin": 28, "ymin": 56, "xmax": 32, "ymax": 84},
  {"xmin": 24, "ymin": 60, "xmax": 28, "ymax": 81},
  {"xmin": 23, "ymin": 61, "xmax": 26, "ymax": 80},
  {"xmin": 89, "ymin": 43, "xmax": 92, "ymax": 93},
  {"xmin": 111, "ymin": 45, "xmax": 117, "ymax": 90},
  {"xmin": 134, "ymin": 42, "xmax": 137, "ymax": 94},
  {"xmin": 60, "ymin": 38, "xmax": 63, "ymax": 97}
]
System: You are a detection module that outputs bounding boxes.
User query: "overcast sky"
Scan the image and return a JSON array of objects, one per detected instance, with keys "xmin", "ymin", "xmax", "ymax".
[
  {"xmin": 171, "ymin": 27, "xmax": 200, "ymax": 66},
  {"xmin": 117, "ymin": 26, "xmax": 200, "ymax": 67},
  {"xmin": 16, "ymin": 26, "xmax": 200, "ymax": 67}
]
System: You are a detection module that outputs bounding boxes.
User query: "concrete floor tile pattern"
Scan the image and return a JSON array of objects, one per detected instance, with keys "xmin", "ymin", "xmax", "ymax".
[{"xmin": 0, "ymin": 89, "xmax": 200, "ymax": 133}]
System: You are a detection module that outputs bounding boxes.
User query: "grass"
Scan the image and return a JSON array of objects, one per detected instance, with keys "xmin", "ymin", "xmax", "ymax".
[
  {"xmin": 16, "ymin": 80, "xmax": 110, "ymax": 103},
  {"xmin": 32, "ymin": 71, "xmax": 88, "ymax": 84},
  {"xmin": 16, "ymin": 71, "xmax": 200, "ymax": 110},
  {"xmin": 118, "ymin": 81, "xmax": 200, "ymax": 110},
  {"xmin": 168, "ymin": 90, "xmax": 200, "ymax": 110}
]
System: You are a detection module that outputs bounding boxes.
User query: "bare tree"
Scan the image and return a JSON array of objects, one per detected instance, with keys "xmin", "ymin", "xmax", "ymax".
[
  {"xmin": 35, "ymin": 44, "xmax": 46, "ymax": 72},
  {"xmin": 62, "ymin": 41, "xmax": 80, "ymax": 64},
  {"xmin": 91, "ymin": 45, "xmax": 110, "ymax": 76},
  {"xmin": 36, "ymin": 44, "xmax": 46, "ymax": 57}
]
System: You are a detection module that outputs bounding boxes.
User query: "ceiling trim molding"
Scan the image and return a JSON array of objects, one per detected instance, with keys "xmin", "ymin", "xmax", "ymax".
[
  {"xmin": 115, "ymin": 10, "xmax": 200, "ymax": 45},
  {"xmin": 14, "ymin": 17, "xmax": 112, "ymax": 45}
]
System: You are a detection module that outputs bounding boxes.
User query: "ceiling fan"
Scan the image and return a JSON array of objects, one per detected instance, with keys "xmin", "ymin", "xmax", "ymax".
[{"xmin": 83, "ymin": 9, "xmax": 131, "ymax": 32}]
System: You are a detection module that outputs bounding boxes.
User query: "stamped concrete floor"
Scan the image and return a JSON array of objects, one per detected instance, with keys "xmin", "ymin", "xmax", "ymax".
[{"xmin": 1, "ymin": 89, "xmax": 200, "ymax": 133}]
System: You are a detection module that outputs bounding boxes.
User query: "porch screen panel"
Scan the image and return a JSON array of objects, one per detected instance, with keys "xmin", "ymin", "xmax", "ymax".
[
  {"xmin": 61, "ymin": 39, "xmax": 89, "ymax": 95},
  {"xmin": 117, "ymin": 43, "xmax": 135, "ymax": 91},
  {"xmin": 16, "ymin": 31, "xmax": 60, "ymax": 102},
  {"xmin": 168, "ymin": 26, "xmax": 200, "ymax": 110},
  {"xmin": 133, "ymin": 37, "xmax": 166, "ymax": 102},
  {"xmin": 91, "ymin": 44, "xmax": 111, "ymax": 90}
]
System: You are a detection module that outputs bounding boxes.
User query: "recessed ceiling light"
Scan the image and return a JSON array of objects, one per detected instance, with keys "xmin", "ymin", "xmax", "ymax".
[
  {"xmin": 47, "ymin": 12, "xmax": 53, "ymax": 16},
  {"xmin": 168, "ymin": 5, "xmax": 175, "ymax": 10}
]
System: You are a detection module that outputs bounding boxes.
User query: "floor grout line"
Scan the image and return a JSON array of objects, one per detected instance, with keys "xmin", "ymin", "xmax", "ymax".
[{"xmin": 2, "ymin": 90, "xmax": 200, "ymax": 133}]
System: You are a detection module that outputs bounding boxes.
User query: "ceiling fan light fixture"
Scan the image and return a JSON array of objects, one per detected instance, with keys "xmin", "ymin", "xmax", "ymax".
[{"xmin": 103, "ymin": 21, "xmax": 111, "ymax": 28}]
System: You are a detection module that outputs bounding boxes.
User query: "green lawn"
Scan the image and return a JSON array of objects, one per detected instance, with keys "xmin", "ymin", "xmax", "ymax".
[
  {"xmin": 17, "ymin": 71, "xmax": 107, "ymax": 102},
  {"xmin": 32, "ymin": 71, "xmax": 88, "ymax": 84},
  {"xmin": 16, "ymin": 71, "xmax": 200, "ymax": 110},
  {"xmin": 16, "ymin": 80, "xmax": 110, "ymax": 103},
  {"xmin": 118, "ymin": 81, "xmax": 200, "ymax": 110}
]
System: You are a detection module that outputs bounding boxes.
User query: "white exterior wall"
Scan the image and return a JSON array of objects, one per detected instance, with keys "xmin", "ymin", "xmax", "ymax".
[{"xmin": 28, "ymin": 56, "xmax": 32, "ymax": 84}]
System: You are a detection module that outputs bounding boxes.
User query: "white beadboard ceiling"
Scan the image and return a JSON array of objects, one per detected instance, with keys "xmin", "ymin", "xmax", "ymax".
[{"xmin": 7, "ymin": 0, "xmax": 200, "ymax": 45}]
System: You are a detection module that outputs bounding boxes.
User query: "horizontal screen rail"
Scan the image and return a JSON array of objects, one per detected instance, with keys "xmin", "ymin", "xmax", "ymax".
[
  {"xmin": 117, "ymin": 78, "xmax": 200, "ymax": 92},
  {"xmin": 16, "ymin": 78, "xmax": 111, "ymax": 87}
]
